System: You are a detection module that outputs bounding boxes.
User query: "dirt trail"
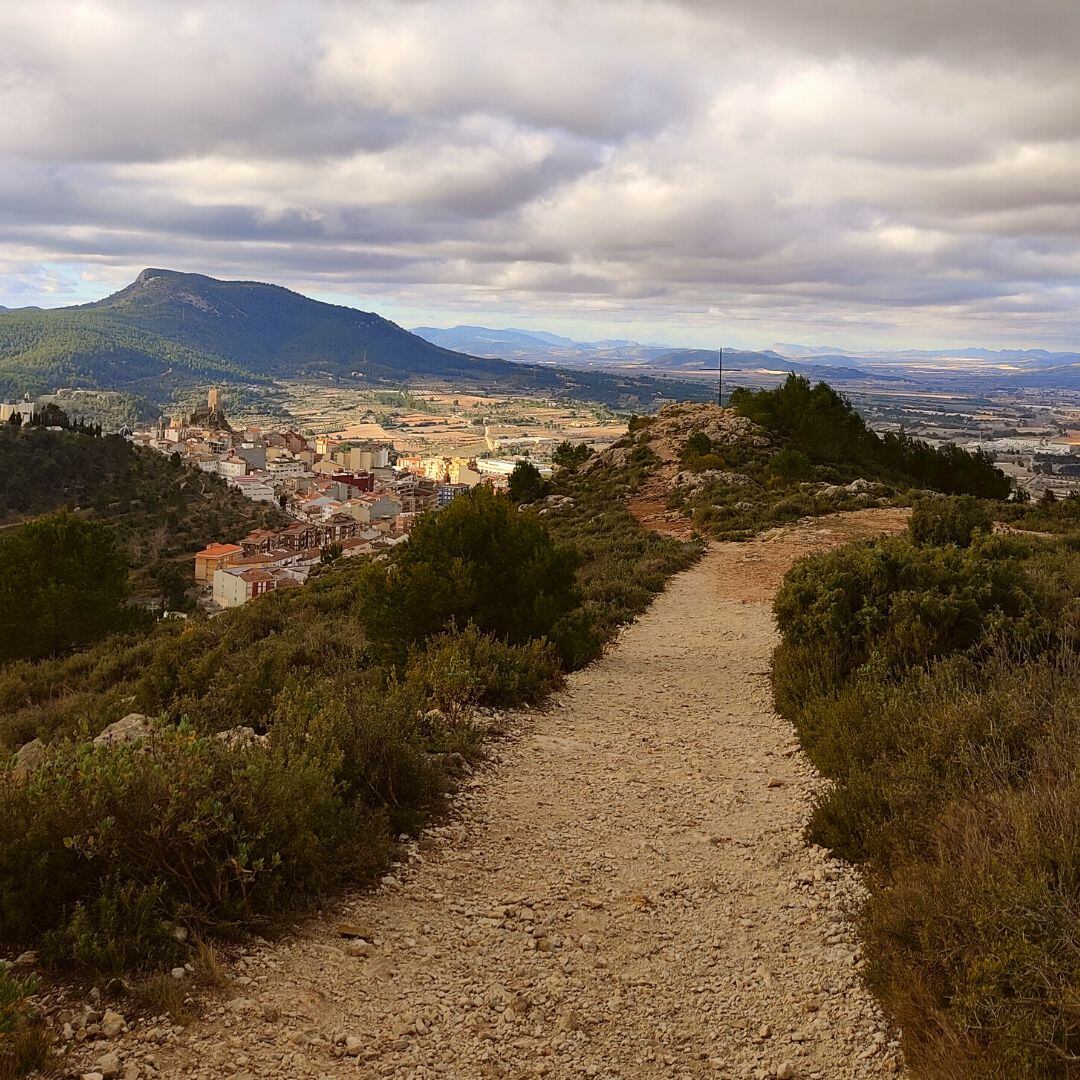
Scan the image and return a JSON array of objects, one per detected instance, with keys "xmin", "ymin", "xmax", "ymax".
[{"xmin": 97, "ymin": 511, "xmax": 907, "ymax": 1080}]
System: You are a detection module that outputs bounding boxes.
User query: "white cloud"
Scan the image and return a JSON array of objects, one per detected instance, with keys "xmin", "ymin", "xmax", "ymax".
[{"xmin": 2, "ymin": 0, "xmax": 1080, "ymax": 348}]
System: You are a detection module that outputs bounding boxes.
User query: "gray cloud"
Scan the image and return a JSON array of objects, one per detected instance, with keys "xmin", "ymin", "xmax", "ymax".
[{"xmin": 2, "ymin": 0, "xmax": 1080, "ymax": 347}]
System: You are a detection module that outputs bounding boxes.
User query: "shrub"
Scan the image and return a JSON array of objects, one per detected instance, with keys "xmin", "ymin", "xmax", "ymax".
[
  {"xmin": 42, "ymin": 878, "xmax": 179, "ymax": 977},
  {"xmin": 909, "ymin": 495, "xmax": 992, "ymax": 548},
  {"xmin": 0, "ymin": 726, "xmax": 391, "ymax": 958},
  {"xmin": 772, "ymin": 522, "xmax": 1080, "ymax": 1076},
  {"xmin": 766, "ymin": 447, "xmax": 813, "ymax": 483},
  {"xmin": 357, "ymin": 487, "xmax": 580, "ymax": 667},
  {"xmin": 552, "ymin": 441, "xmax": 592, "ymax": 470},
  {"xmin": 682, "ymin": 431, "xmax": 713, "ymax": 459},
  {"xmin": 996, "ymin": 491, "xmax": 1080, "ymax": 534},
  {"xmin": 405, "ymin": 625, "xmax": 563, "ymax": 718},
  {"xmin": 731, "ymin": 374, "xmax": 1011, "ymax": 498},
  {"xmin": 0, "ymin": 969, "xmax": 52, "ymax": 1080},
  {"xmin": 773, "ymin": 533, "xmax": 1034, "ymax": 697}
]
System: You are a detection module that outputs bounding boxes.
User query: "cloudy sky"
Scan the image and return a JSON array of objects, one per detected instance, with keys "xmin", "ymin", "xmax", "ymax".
[{"xmin": 3, "ymin": 0, "xmax": 1080, "ymax": 350}]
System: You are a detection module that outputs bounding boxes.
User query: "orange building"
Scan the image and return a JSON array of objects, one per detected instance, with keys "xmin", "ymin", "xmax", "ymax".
[{"xmin": 194, "ymin": 542, "xmax": 243, "ymax": 583}]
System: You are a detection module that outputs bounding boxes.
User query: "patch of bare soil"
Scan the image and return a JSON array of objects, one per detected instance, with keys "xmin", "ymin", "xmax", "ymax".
[{"xmin": 627, "ymin": 464, "xmax": 694, "ymax": 539}]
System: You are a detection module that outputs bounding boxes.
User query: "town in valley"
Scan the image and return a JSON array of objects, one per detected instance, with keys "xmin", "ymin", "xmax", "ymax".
[{"xmin": 101, "ymin": 386, "xmax": 626, "ymax": 609}]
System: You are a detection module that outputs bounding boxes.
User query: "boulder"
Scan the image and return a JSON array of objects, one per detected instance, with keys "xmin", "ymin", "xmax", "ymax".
[
  {"xmin": 100, "ymin": 1009, "xmax": 126, "ymax": 1038},
  {"xmin": 579, "ymin": 445, "xmax": 632, "ymax": 475},
  {"xmin": 652, "ymin": 403, "xmax": 774, "ymax": 451},
  {"xmin": 674, "ymin": 469, "xmax": 756, "ymax": 492},
  {"xmin": 12, "ymin": 738, "xmax": 45, "ymax": 781},
  {"xmin": 94, "ymin": 1052, "xmax": 120, "ymax": 1080},
  {"xmin": 215, "ymin": 726, "xmax": 266, "ymax": 749},
  {"xmin": 93, "ymin": 714, "xmax": 154, "ymax": 748}
]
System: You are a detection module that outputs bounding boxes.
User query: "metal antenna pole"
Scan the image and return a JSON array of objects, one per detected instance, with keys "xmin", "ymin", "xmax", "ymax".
[{"xmin": 717, "ymin": 346, "xmax": 723, "ymax": 407}]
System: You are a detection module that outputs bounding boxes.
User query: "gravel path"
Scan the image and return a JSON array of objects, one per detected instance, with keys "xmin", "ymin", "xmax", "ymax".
[{"xmin": 88, "ymin": 512, "xmax": 907, "ymax": 1080}]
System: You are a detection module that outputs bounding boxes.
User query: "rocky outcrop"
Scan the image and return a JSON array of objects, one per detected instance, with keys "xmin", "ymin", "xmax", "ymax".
[
  {"xmin": 651, "ymin": 402, "xmax": 774, "ymax": 452},
  {"xmin": 673, "ymin": 469, "xmax": 757, "ymax": 493},
  {"xmin": 92, "ymin": 714, "xmax": 154, "ymax": 748},
  {"xmin": 578, "ymin": 445, "xmax": 632, "ymax": 475},
  {"xmin": 818, "ymin": 478, "xmax": 889, "ymax": 499}
]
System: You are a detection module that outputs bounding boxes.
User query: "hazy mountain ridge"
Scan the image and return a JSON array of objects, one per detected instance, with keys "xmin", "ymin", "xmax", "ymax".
[
  {"xmin": 0, "ymin": 270, "xmax": 714, "ymax": 408},
  {"xmin": 414, "ymin": 325, "xmax": 1080, "ymax": 387},
  {"xmin": 411, "ymin": 326, "xmax": 897, "ymax": 382}
]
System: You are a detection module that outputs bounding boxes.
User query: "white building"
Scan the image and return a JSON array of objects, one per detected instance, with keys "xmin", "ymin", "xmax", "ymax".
[
  {"xmin": 344, "ymin": 493, "xmax": 402, "ymax": 524},
  {"xmin": 348, "ymin": 446, "xmax": 390, "ymax": 472},
  {"xmin": 218, "ymin": 458, "xmax": 249, "ymax": 478},
  {"xmin": 0, "ymin": 399, "xmax": 35, "ymax": 425},
  {"xmin": 213, "ymin": 565, "xmax": 308, "ymax": 608},
  {"xmin": 228, "ymin": 475, "xmax": 276, "ymax": 503},
  {"xmin": 267, "ymin": 458, "xmax": 306, "ymax": 480}
]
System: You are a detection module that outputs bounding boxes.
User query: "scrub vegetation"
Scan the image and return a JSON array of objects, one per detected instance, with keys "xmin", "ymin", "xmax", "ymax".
[
  {"xmin": 773, "ymin": 495, "xmax": 1080, "ymax": 1078},
  {"xmin": 0, "ymin": 450, "xmax": 696, "ymax": 994}
]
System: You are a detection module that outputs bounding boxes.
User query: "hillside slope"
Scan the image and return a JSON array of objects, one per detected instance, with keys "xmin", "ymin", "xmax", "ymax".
[{"xmin": 0, "ymin": 270, "xmax": 713, "ymax": 408}]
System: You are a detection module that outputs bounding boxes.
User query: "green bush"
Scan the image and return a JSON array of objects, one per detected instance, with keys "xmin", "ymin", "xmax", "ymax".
[
  {"xmin": 772, "ymin": 523, "xmax": 1080, "ymax": 1076},
  {"xmin": 0, "ymin": 726, "xmax": 391, "ymax": 957},
  {"xmin": 995, "ymin": 491, "xmax": 1080, "ymax": 534},
  {"xmin": 0, "ymin": 510, "xmax": 140, "ymax": 663},
  {"xmin": 552, "ymin": 441, "xmax": 592, "ymax": 470},
  {"xmin": 0, "ymin": 968, "xmax": 52, "ymax": 1080},
  {"xmin": 909, "ymin": 495, "xmax": 993, "ymax": 548},
  {"xmin": 773, "ymin": 533, "xmax": 1034, "ymax": 700},
  {"xmin": 682, "ymin": 431, "xmax": 712, "ymax": 460},
  {"xmin": 405, "ymin": 625, "xmax": 563, "ymax": 717},
  {"xmin": 766, "ymin": 447, "xmax": 813, "ymax": 483},
  {"xmin": 357, "ymin": 487, "xmax": 580, "ymax": 667},
  {"xmin": 730, "ymin": 374, "xmax": 1011, "ymax": 499},
  {"xmin": 42, "ymin": 878, "xmax": 180, "ymax": 977}
]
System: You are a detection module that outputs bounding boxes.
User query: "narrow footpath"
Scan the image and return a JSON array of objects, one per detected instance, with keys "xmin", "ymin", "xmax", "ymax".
[{"xmin": 94, "ymin": 510, "xmax": 908, "ymax": 1080}]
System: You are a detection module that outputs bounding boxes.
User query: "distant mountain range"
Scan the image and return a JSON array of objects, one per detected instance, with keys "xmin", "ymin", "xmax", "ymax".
[
  {"xmin": 769, "ymin": 342, "xmax": 1080, "ymax": 371},
  {"xmin": 411, "ymin": 325, "xmax": 891, "ymax": 382},
  {"xmin": 0, "ymin": 270, "xmax": 714, "ymax": 409},
  {"xmin": 413, "ymin": 325, "xmax": 1080, "ymax": 388}
]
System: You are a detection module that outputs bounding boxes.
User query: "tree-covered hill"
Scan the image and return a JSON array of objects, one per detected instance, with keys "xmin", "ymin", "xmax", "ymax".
[
  {"xmin": 0, "ymin": 269, "xmax": 713, "ymax": 409},
  {"xmin": 0, "ymin": 424, "xmax": 287, "ymax": 608}
]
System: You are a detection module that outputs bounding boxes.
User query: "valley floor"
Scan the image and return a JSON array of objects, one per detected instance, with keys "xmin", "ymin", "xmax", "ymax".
[{"xmin": 86, "ymin": 510, "xmax": 908, "ymax": 1080}]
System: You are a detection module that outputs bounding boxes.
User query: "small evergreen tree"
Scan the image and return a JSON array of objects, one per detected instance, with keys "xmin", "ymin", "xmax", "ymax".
[
  {"xmin": 0, "ymin": 511, "xmax": 135, "ymax": 661},
  {"xmin": 508, "ymin": 460, "xmax": 546, "ymax": 503},
  {"xmin": 552, "ymin": 441, "xmax": 592, "ymax": 470}
]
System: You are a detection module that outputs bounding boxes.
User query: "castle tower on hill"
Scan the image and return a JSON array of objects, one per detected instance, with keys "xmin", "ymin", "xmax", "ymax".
[{"xmin": 182, "ymin": 386, "xmax": 232, "ymax": 433}]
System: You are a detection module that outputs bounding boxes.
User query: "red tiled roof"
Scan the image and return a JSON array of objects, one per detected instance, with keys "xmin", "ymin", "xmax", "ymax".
[
  {"xmin": 196, "ymin": 543, "xmax": 243, "ymax": 557},
  {"xmin": 238, "ymin": 569, "xmax": 275, "ymax": 582}
]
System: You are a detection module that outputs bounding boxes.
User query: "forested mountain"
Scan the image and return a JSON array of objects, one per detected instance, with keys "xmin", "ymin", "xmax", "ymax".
[{"xmin": 0, "ymin": 270, "xmax": 712, "ymax": 408}]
